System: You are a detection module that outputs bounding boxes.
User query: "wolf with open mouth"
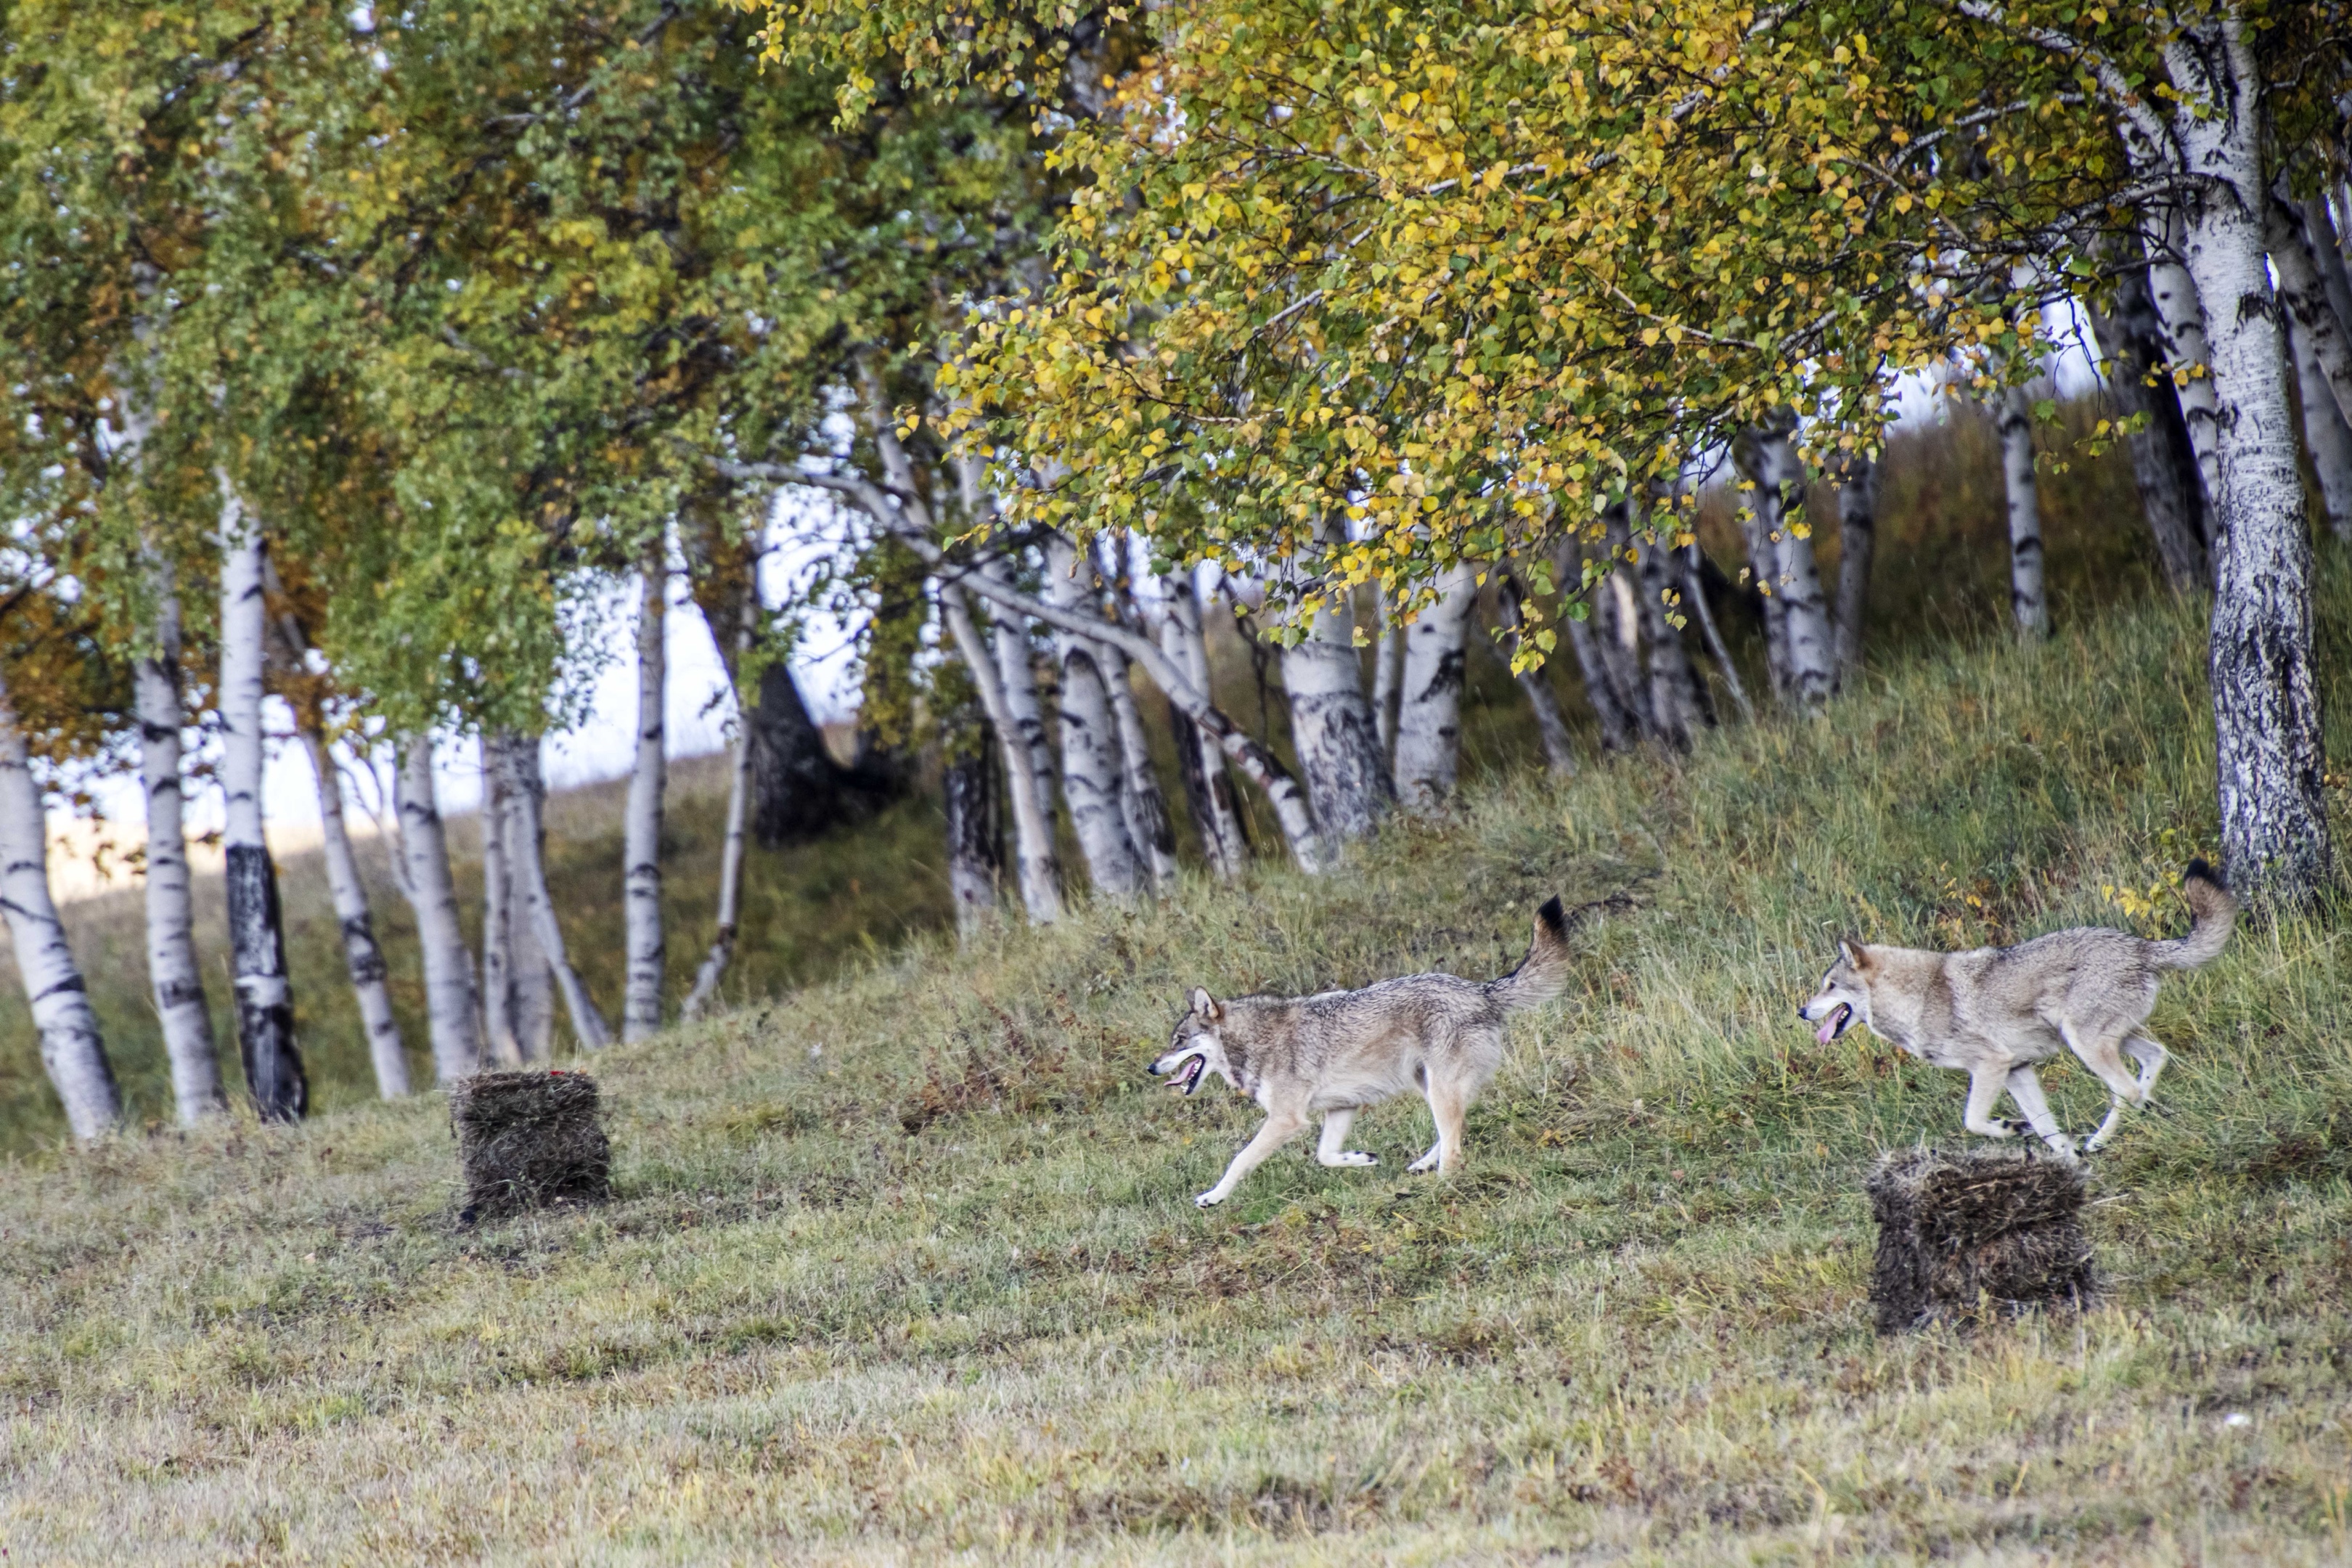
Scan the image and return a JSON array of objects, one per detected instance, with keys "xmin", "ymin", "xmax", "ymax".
[
  {"xmin": 1147, "ymin": 896, "xmax": 1579, "ymax": 1208},
  {"xmin": 1797, "ymin": 860, "xmax": 2236, "ymax": 1160}
]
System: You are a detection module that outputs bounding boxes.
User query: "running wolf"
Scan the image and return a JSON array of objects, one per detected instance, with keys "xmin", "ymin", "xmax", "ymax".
[
  {"xmin": 1797, "ymin": 861, "xmax": 2236, "ymax": 1159},
  {"xmin": 1148, "ymin": 897, "xmax": 1575, "ymax": 1207}
]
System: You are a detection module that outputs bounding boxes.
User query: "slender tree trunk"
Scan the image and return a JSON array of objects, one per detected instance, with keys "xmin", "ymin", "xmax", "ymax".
[
  {"xmin": 1042, "ymin": 534, "xmax": 1143, "ymax": 898},
  {"xmin": 1391, "ymin": 561, "xmax": 1477, "ymax": 809},
  {"xmin": 1495, "ymin": 576, "xmax": 1580, "ymax": 776},
  {"xmin": 215, "ymin": 475, "xmax": 305, "ymax": 1122},
  {"xmin": 1829, "ymin": 455, "xmax": 1878, "ymax": 678},
  {"xmin": 2288, "ymin": 313, "xmax": 2352, "ymax": 540},
  {"xmin": 1683, "ymin": 544, "xmax": 1757, "ymax": 725},
  {"xmin": 1561, "ymin": 604, "xmax": 1639, "ymax": 754},
  {"xmin": 134, "ymin": 569, "xmax": 225, "ymax": 1124},
  {"xmin": 2171, "ymin": 61, "xmax": 2334, "ymax": 906},
  {"xmin": 303, "ymin": 730, "xmax": 409, "ymax": 1097},
  {"xmin": 1998, "ymin": 385, "xmax": 2051, "ymax": 640},
  {"xmin": 1371, "ymin": 592, "xmax": 1404, "ymax": 761},
  {"xmin": 941, "ymin": 587, "xmax": 1065, "ymax": 923},
  {"xmin": 478, "ymin": 749, "xmax": 521, "ymax": 1068},
  {"xmin": 2086, "ymin": 269, "xmax": 2213, "ymax": 589},
  {"xmin": 622, "ymin": 556, "xmax": 666, "ymax": 1042},
  {"xmin": 1741, "ymin": 428, "xmax": 1838, "ymax": 706},
  {"xmin": 683, "ymin": 605, "xmax": 756, "ymax": 1023},
  {"xmin": 1278, "ymin": 536, "xmax": 1392, "ymax": 841},
  {"xmin": 981, "ymin": 560, "xmax": 1061, "ymax": 836},
  {"xmin": 1103, "ymin": 642, "xmax": 1180, "ymax": 891},
  {"xmin": 942, "ymin": 727, "xmax": 1004, "ymax": 940},
  {"xmin": 394, "ymin": 736, "xmax": 481, "ymax": 1083},
  {"xmin": 491, "ymin": 735, "xmax": 558, "ymax": 1061},
  {"xmin": 2144, "ymin": 214, "xmax": 2228, "ymax": 520},
  {"xmin": 1613, "ymin": 504, "xmax": 1711, "ymax": 748},
  {"xmin": 2269, "ymin": 192, "xmax": 2352, "ymax": 428},
  {"xmin": 489, "ymin": 734, "xmax": 609, "ymax": 1048},
  {"xmin": 0, "ymin": 669, "xmax": 121, "ymax": 1140},
  {"xmin": 1156, "ymin": 573, "xmax": 1248, "ymax": 878}
]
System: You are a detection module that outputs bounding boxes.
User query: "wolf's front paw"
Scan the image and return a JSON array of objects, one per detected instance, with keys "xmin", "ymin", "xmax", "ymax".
[
  {"xmin": 1406, "ymin": 1155, "xmax": 1440, "ymax": 1175},
  {"xmin": 1194, "ymin": 1190, "xmax": 1225, "ymax": 1209},
  {"xmin": 1332, "ymin": 1151, "xmax": 1377, "ymax": 1167}
]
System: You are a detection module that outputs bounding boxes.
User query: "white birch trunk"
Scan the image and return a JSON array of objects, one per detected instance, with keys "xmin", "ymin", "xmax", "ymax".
[
  {"xmin": 2287, "ymin": 312, "xmax": 2352, "ymax": 540},
  {"xmin": 1738, "ymin": 426, "xmax": 1837, "ymax": 708},
  {"xmin": 1391, "ymin": 561, "xmax": 1476, "ymax": 811},
  {"xmin": 622, "ymin": 557, "xmax": 666, "ymax": 1042},
  {"xmin": 941, "ymin": 739, "xmax": 1002, "ymax": 940},
  {"xmin": 683, "ymin": 607, "xmax": 756, "ymax": 1022},
  {"xmin": 1278, "ymin": 542, "xmax": 1392, "ymax": 843},
  {"xmin": 394, "ymin": 735, "xmax": 481, "ymax": 1083},
  {"xmin": 134, "ymin": 569, "xmax": 225, "ymax": 1124},
  {"xmin": 1371, "ymin": 595, "xmax": 1403, "ymax": 760},
  {"xmin": 0, "ymin": 669, "xmax": 121, "ymax": 1140},
  {"xmin": 1494, "ymin": 576, "xmax": 1580, "ymax": 776},
  {"xmin": 1042, "ymin": 534, "xmax": 1142, "ymax": 899},
  {"xmin": 489, "ymin": 734, "xmax": 611, "ymax": 1048},
  {"xmin": 1156, "ymin": 573, "xmax": 1248, "ymax": 879},
  {"xmin": 1998, "ymin": 385, "xmax": 2051, "ymax": 640},
  {"xmin": 478, "ymin": 751, "xmax": 521, "ymax": 1068},
  {"xmin": 982, "ymin": 563, "xmax": 1061, "ymax": 835},
  {"xmin": 1829, "ymin": 456, "xmax": 1878, "ymax": 677},
  {"xmin": 491, "ymin": 735, "xmax": 557, "ymax": 1061},
  {"xmin": 1102, "ymin": 641, "xmax": 1180, "ymax": 892},
  {"xmin": 942, "ymin": 587, "xmax": 1065, "ymax": 923},
  {"xmin": 2269, "ymin": 192, "xmax": 2352, "ymax": 429},
  {"xmin": 2167, "ymin": 17, "xmax": 2334, "ymax": 905},
  {"xmin": 301, "ymin": 731, "xmax": 409, "ymax": 1096},
  {"xmin": 216, "ymin": 475, "xmax": 305, "ymax": 1121},
  {"xmin": 2085, "ymin": 265, "xmax": 2212, "ymax": 588},
  {"xmin": 1630, "ymin": 528, "xmax": 1711, "ymax": 748},
  {"xmin": 1682, "ymin": 544, "xmax": 1757, "ymax": 725},
  {"xmin": 2143, "ymin": 217, "xmax": 2227, "ymax": 523}
]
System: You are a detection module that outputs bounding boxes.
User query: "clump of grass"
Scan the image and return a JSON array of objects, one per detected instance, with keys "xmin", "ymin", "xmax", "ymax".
[{"xmin": 1, "ymin": 555, "xmax": 2346, "ymax": 1562}]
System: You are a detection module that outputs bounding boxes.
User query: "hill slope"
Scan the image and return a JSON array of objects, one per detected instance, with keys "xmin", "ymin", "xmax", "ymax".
[{"xmin": 2, "ymin": 571, "xmax": 2347, "ymax": 1564}]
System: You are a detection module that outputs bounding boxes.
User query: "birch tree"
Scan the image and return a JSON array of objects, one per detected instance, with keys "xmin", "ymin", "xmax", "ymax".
[
  {"xmin": 394, "ymin": 737, "xmax": 482, "ymax": 1084},
  {"xmin": 623, "ymin": 557, "xmax": 668, "ymax": 1042},
  {"xmin": 1996, "ymin": 385, "xmax": 2051, "ymax": 641},
  {"xmin": 1391, "ymin": 562, "xmax": 1476, "ymax": 810}
]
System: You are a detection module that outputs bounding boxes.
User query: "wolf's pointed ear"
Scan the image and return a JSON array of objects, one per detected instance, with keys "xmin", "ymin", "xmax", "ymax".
[
  {"xmin": 1838, "ymin": 936, "xmax": 1871, "ymax": 970},
  {"xmin": 1189, "ymin": 987, "xmax": 1221, "ymax": 1021}
]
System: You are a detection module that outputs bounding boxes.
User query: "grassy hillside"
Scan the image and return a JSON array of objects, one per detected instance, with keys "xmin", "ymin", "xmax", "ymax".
[{"xmin": 1, "ymin": 552, "xmax": 2346, "ymax": 1561}]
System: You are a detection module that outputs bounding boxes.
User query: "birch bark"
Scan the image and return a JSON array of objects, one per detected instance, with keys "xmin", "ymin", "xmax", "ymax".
[
  {"xmin": 2287, "ymin": 313, "xmax": 2352, "ymax": 540},
  {"xmin": 1154, "ymin": 573, "xmax": 1247, "ymax": 879},
  {"xmin": 940, "ymin": 587, "xmax": 1065, "ymax": 922},
  {"xmin": 0, "ymin": 669, "xmax": 121, "ymax": 1140},
  {"xmin": 1829, "ymin": 456, "xmax": 1878, "ymax": 679},
  {"xmin": 1103, "ymin": 641, "xmax": 1180, "ymax": 891},
  {"xmin": 1998, "ymin": 385, "xmax": 2051, "ymax": 640},
  {"xmin": 622, "ymin": 556, "xmax": 667, "ymax": 1042},
  {"xmin": 301, "ymin": 732, "xmax": 409, "ymax": 1096},
  {"xmin": 683, "ymin": 602, "xmax": 756, "ymax": 1021},
  {"xmin": 134, "ymin": 566, "xmax": 225, "ymax": 1124},
  {"xmin": 478, "ymin": 752, "xmax": 521, "ymax": 1067},
  {"xmin": 1391, "ymin": 560, "xmax": 1477, "ymax": 809},
  {"xmin": 1042, "ymin": 534, "xmax": 1142, "ymax": 897},
  {"xmin": 2086, "ymin": 268, "xmax": 2212, "ymax": 589},
  {"xmin": 1494, "ymin": 576, "xmax": 1580, "ymax": 776},
  {"xmin": 489, "ymin": 733, "xmax": 611, "ymax": 1048},
  {"xmin": 1278, "ymin": 543, "xmax": 1391, "ymax": 842},
  {"xmin": 216, "ymin": 476, "xmax": 305, "ymax": 1121},
  {"xmin": 394, "ymin": 735, "xmax": 481, "ymax": 1083}
]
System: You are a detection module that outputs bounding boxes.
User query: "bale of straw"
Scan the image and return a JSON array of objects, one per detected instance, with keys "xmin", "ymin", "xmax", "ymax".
[
  {"xmin": 1866, "ymin": 1148, "xmax": 2094, "ymax": 1334},
  {"xmin": 452, "ymin": 1070, "xmax": 610, "ymax": 1222}
]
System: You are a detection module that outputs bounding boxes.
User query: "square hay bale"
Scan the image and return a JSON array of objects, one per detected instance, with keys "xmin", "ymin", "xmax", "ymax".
[
  {"xmin": 452, "ymin": 1071, "xmax": 611, "ymax": 1222},
  {"xmin": 1866, "ymin": 1148, "xmax": 2094, "ymax": 1334}
]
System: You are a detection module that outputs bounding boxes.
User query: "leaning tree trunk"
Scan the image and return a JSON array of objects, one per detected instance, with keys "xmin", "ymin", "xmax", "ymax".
[
  {"xmin": 1617, "ymin": 505, "xmax": 1712, "ymax": 748},
  {"xmin": 478, "ymin": 749, "xmax": 522, "ymax": 1069},
  {"xmin": 2086, "ymin": 268, "xmax": 2213, "ymax": 589},
  {"xmin": 1495, "ymin": 576, "xmax": 1580, "ymax": 776},
  {"xmin": 302, "ymin": 730, "xmax": 409, "ymax": 1097},
  {"xmin": 1392, "ymin": 560, "xmax": 1477, "ymax": 810},
  {"xmin": 1829, "ymin": 454, "xmax": 1878, "ymax": 679},
  {"xmin": 1102, "ymin": 641, "xmax": 1181, "ymax": 892},
  {"xmin": 1683, "ymin": 544, "xmax": 1758, "ymax": 725},
  {"xmin": 1278, "ymin": 539, "xmax": 1392, "ymax": 843},
  {"xmin": 941, "ymin": 587, "xmax": 1065, "ymax": 923},
  {"xmin": 981, "ymin": 560, "xmax": 1061, "ymax": 836},
  {"xmin": 1561, "ymin": 604, "xmax": 1639, "ymax": 754},
  {"xmin": 1747, "ymin": 428, "xmax": 1838, "ymax": 707},
  {"xmin": 134, "ymin": 569, "xmax": 225, "ymax": 1124},
  {"xmin": 394, "ymin": 735, "xmax": 481, "ymax": 1084},
  {"xmin": 622, "ymin": 555, "xmax": 667, "ymax": 1043},
  {"xmin": 488, "ymin": 733, "xmax": 612, "ymax": 1048},
  {"xmin": 2286, "ymin": 314, "xmax": 2352, "ymax": 540},
  {"xmin": 1042, "ymin": 534, "xmax": 1143, "ymax": 899},
  {"xmin": 216, "ymin": 476, "xmax": 305, "ymax": 1122},
  {"xmin": 0, "ymin": 669, "xmax": 121, "ymax": 1141},
  {"xmin": 1371, "ymin": 592, "xmax": 1404, "ymax": 760},
  {"xmin": 1155, "ymin": 572, "xmax": 1249, "ymax": 879},
  {"xmin": 2269, "ymin": 192, "xmax": 2352, "ymax": 431},
  {"xmin": 1997, "ymin": 384, "xmax": 2051, "ymax": 640},
  {"xmin": 683, "ymin": 604, "xmax": 757, "ymax": 1024},
  {"xmin": 2171, "ymin": 62, "xmax": 2334, "ymax": 907},
  {"xmin": 2143, "ymin": 212, "xmax": 2227, "ymax": 514},
  {"xmin": 942, "ymin": 724, "xmax": 1004, "ymax": 940}
]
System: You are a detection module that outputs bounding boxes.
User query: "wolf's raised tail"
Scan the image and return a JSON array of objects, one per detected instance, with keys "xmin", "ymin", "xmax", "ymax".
[
  {"xmin": 1490, "ymin": 896, "xmax": 1575, "ymax": 1011},
  {"xmin": 2148, "ymin": 859, "xmax": 2237, "ymax": 971}
]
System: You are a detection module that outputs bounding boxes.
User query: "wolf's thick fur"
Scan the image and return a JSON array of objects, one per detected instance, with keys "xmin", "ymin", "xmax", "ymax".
[
  {"xmin": 1799, "ymin": 862, "xmax": 2236, "ymax": 1159},
  {"xmin": 1148, "ymin": 897, "xmax": 1574, "ymax": 1207}
]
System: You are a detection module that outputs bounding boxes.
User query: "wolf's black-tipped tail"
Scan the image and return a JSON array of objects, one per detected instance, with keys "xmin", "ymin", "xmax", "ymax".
[
  {"xmin": 2149, "ymin": 859, "xmax": 2237, "ymax": 971},
  {"xmin": 1492, "ymin": 896, "xmax": 1573, "ymax": 1011}
]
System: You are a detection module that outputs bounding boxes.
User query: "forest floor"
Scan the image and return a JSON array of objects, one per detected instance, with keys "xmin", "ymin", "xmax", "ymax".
[{"xmin": 4, "ymin": 567, "xmax": 2349, "ymax": 1564}]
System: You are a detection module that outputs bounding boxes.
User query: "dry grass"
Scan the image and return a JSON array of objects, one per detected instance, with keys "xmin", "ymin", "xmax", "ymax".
[{"xmin": 1, "ymin": 545, "xmax": 2348, "ymax": 1561}]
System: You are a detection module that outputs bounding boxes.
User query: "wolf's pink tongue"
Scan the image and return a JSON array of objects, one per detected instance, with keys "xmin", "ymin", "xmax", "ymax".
[{"xmin": 1816, "ymin": 1017, "xmax": 1837, "ymax": 1045}]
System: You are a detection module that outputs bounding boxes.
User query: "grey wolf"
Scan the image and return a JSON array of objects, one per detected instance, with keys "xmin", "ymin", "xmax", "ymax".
[
  {"xmin": 1798, "ymin": 861, "xmax": 2236, "ymax": 1159},
  {"xmin": 1147, "ymin": 897, "xmax": 1575, "ymax": 1207}
]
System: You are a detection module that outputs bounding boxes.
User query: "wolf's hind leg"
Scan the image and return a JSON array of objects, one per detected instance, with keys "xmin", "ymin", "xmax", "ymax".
[
  {"xmin": 2004, "ymin": 1065, "xmax": 2080, "ymax": 1160},
  {"xmin": 1315, "ymin": 1108, "xmax": 1377, "ymax": 1168},
  {"xmin": 2062, "ymin": 1020, "xmax": 2147, "ymax": 1106},
  {"xmin": 1408, "ymin": 1077, "xmax": 1471, "ymax": 1175},
  {"xmin": 1196, "ymin": 1109, "xmax": 1306, "ymax": 1208},
  {"xmin": 1962, "ymin": 1066, "xmax": 2018, "ymax": 1139},
  {"xmin": 2082, "ymin": 1037, "xmax": 2169, "ymax": 1153}
]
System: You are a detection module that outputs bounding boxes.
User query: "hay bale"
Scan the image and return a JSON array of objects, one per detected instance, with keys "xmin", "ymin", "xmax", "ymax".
[
  {"xmin": 1866, "ymin": 1148, "xmax": 2094, "ymax": 1334},
  {"xmin": 452, "ymin": 1070, "xmax": 611, "ymax": 1222}
]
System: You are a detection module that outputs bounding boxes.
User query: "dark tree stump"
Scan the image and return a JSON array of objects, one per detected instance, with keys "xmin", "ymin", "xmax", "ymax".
[
  {"xmin": 452, "ymin": 1071, "xmax": 611, "ymax": 1222},
  {"xmin": 1866, "ymin": 1148, "xmax": 2094, "ymax": 1334}
]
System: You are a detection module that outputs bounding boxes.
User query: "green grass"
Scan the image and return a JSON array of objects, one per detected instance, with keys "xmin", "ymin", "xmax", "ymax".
[{"xmin": 2, "ymin": 550, "xmax": 2348, "ymax": 1562}]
